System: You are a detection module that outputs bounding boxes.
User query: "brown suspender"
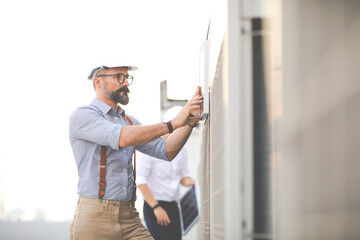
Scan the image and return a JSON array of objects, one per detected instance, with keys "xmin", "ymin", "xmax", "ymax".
[
  {"xmin": 125, "ymin": 115, "xmax": 137, "ymax": 201},
  {"xmin": 98, "ymin": 115, "xmax": 136, "ymax": 200},
  {"xmin": 98, "ymin": 145, "xmax": 107, "ymax": 199}
]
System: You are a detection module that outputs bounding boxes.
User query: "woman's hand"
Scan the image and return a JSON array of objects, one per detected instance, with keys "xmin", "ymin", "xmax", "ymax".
[{"xmin": 154, "ymin": 206, "xmax": 171, "ymax": 227}]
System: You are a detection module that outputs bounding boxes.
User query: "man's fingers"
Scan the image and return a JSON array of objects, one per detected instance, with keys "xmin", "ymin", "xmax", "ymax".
[
  {"xmin": 195, "ymin": 86, "xmax": 202, "ymax": 96},
  {"xmin": 189, "ymin": 97, "xmax": 204, "ymax": 108},
  {"xmin": 191, "ymin": 95, "xmax": 203, "ymax": 101},
  {"xmin": 192, "ymin": 87, "xmax": 203, "ymax": 99},
  {"xmin": 193, "ymin": 87, "xmax": 200, "ymax": 97},
  {"xmin": 188, "ymin": 116, "xmax": 202, "ymax": 121}
]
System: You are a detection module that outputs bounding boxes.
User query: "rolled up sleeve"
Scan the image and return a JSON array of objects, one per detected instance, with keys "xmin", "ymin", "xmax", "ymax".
[
  {"xmin": 69, "ymin": 106, "xmax": 123, "ymax": 150},
  {"xmin": 137, "ymin": 137, "xmax": 169, "ymax": 161}
]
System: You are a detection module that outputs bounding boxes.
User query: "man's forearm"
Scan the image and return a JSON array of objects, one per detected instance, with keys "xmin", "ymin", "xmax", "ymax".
[
  {"xmin": 165, "ymin": 125, "xmax": 193, "ymax": 160},
  {"xmin": 119, "ymin": 123, "xmax": 169, "ymax": 147}
]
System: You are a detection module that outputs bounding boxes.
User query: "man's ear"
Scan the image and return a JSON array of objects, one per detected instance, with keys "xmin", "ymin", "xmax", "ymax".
[{"xmin": 93, "ymin": 77, "xmax": 101, "ymax": 89}]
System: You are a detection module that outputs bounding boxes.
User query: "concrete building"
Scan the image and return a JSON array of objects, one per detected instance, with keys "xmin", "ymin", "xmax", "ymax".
[{"xmin": 198, "ymin": 0, "xmax": 360, "ymax": 239}]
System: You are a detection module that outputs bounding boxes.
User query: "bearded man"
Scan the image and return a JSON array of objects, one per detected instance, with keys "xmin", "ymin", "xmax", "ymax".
[{"xmin": 68, "ymin": 64, "xmax": 203, "ymax": 240}]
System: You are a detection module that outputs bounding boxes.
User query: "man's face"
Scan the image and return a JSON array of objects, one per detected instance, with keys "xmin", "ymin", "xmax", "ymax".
[{"xmin": 99, "ymin": 67, "xmax": 131, "ymax": 105}]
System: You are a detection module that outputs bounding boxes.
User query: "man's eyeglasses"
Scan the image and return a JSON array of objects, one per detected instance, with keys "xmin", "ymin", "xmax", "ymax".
[{"xmin": 97, "ymin": 73, "xmax": 134, "ymax": 85}]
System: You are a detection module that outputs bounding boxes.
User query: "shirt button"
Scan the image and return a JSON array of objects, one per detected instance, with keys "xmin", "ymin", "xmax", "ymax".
[
  {"xmin": 123, "ymin": 187, "xmax": 126, "ymax": 190},
  {"xmin": 114, "ymin": 117, "xmax": 118, "ymax": 120},
  {"xmin": 122, "ymin": 150, "xmax": 126, "ymax": 153},
  {"xmin": 123, "ymin": 169, "xmax": 127, "ymax": 172}
]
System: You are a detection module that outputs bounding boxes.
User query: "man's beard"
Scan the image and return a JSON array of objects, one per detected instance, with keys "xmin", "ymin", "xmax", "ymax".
[{"xmin": 104, "ymin": 86, "xmax": 130, "ymax": 105}]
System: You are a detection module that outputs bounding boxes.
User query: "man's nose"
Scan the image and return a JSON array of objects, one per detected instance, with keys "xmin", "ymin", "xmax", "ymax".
[{"xmin": 122, "ymin": 78, "xmax": 130, "ymax": 86}]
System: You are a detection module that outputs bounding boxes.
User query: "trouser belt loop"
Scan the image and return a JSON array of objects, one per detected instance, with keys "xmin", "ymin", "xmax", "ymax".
[
  {"xmin": 104, "ymin": 199, "xmax": 109, "ymax": 210},
  {"xmin": 129, "ymin": 200, "xmax": 137, "ymax": 216}
]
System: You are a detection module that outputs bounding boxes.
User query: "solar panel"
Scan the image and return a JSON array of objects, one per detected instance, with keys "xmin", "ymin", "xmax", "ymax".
[{"xmin": 180, "ymin": 183, "xmax": 200, "ymax": 235}]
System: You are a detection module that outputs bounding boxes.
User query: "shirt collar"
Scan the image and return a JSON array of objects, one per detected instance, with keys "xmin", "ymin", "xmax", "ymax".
[
  {"xmin": 91, "ymin": 98, "xmax": 125, "ymax": 117},
  {"xmin": 117, "ymin": 105, "xmax": 126, "ymax": 117}
]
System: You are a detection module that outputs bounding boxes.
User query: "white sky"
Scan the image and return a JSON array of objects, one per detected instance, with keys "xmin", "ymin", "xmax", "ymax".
[{"xmin": 0, "ymin": 0, "xmax": 224, "ymax": 221}]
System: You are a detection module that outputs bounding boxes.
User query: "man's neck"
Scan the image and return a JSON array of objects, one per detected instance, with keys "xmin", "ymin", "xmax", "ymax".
[{"xmin": 97, "ymin": 96, "xmax": 117, "ymax": 110}]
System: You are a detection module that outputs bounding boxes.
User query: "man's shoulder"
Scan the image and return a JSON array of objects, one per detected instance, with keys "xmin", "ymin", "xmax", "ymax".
[
  {"xmin": 71, "ymin": 104, "xmax": 99, "ymax": 115},
  {"xmin": 70, "ymin": 104, "xmax": 104, "ymax": 122}
]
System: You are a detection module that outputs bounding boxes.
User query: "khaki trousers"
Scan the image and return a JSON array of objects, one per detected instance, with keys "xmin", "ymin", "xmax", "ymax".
[{"xmin": 69, "ymin": 195, "xmax": 154, "ymax": 240}]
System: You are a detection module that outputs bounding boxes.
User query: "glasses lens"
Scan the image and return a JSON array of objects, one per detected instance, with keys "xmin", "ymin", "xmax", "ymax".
[
  {"xmin": 116, "ymin": 74, "xmax": 133, "ymax": 85},
  {"xmin": 127, "ymin": 75, "xmax": 133, "ymax": 85},
  {"xmin": 117, "ymin": 73, "xmax": 125, "ymax": 84}
]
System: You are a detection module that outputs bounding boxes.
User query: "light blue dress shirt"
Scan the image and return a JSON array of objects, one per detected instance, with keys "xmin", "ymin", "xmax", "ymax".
[{"xmin": 69, "ymin": 98, "xmax": 169, "ymax": 201}]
